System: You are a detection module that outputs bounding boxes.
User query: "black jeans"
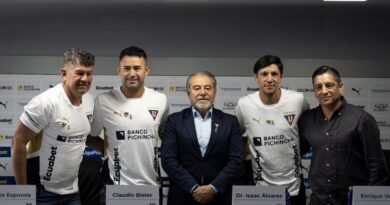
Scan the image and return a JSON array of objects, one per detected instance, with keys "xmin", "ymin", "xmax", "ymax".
[{"xmin": 290, "ymin": 175, "xmax": 306, "ymax": 205}]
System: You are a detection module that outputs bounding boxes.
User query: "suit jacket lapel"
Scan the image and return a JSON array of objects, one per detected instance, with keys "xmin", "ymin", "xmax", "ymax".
[
  {"xmin": 183, "ymin": 108, "xmax": 202, "ymax": 158},
  {"xmin": 204, "ymin": 109, "xmax": 222, "ymax": 158}
]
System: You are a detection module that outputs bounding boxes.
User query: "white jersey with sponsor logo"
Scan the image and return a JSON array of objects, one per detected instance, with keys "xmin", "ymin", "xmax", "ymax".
[
  {"xmin": 235, "ymin": 89, "xmax": 309, "ymax": 196},
  {"xmin": 90, "ymin": 87, "xmax": 168, "ymax": 185},
  {"xmin": 20, "ymin": 83, "xmax": 94, "ymax": 195}
]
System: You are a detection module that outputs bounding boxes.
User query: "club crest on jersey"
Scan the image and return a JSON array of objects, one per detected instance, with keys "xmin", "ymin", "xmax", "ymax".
[
  {"xmin": 283, "ymin": 111, "xmax": 296, "ymax": 126},
  {"xmin": 148, "ymin": 109, "xmax": 159, "ymax": 121}
]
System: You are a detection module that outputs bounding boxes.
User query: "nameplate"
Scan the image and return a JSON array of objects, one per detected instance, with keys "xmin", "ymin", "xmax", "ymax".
[
  {"xmin": 106, "ymin": 185, "xmax": 159, "ymax": 205},
  {"xmin": 232, "ymin": 185, "xmax": 285, "ymax": 205},
  {"xmin": 0, "ymin": 185, "xmax": 36, "ymax": 205},
  {"xmin": 352, "ymin": 186, "xmax": 390, "ymax": 205}
]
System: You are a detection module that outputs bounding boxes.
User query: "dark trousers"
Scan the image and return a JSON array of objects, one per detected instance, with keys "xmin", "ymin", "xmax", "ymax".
[{"xmin": 290, "ymin": 176, "xmax": 306, "ymax": 205}]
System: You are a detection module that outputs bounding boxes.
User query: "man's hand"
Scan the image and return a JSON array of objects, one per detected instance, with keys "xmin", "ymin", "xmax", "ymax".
[{"xmin": 192, "ymin": 185, "xmax": 215, "ymax": 204}]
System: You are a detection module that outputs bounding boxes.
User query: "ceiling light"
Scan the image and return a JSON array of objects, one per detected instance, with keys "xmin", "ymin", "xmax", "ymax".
[{"xmin": 323, "ymin": 0, "xmax": 367, "ymax": 2}]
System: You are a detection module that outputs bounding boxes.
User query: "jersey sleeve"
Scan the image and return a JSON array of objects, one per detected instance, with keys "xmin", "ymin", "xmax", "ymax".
[
  {"xmin": 234, "ymin": 98, "xmax": 247, "ymax": 136},
  {"xmin": 89, "ymin": 96, "xmax": 104, "ymax": 137},
  {"xmin": 158, "ymin": 95, "xmax": 170, "ymax": 138},
  {"xmin": 20, "ymin": 95, "xmax": 51, "ymax": 133},
  {"xmin": 301, "ymin": 94, "xmax": 310, "ymax": 112}
]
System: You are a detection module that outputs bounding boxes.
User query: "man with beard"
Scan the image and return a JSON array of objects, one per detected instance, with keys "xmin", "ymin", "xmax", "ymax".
[
  {"xmin": 88, "ymin": 46, "xmax": 168, "ymax": 189},
  {"xmin": 12, "ymin": 48, "xmax": 95, "ymax": 205},
  {"xmin": 161, "ymin": 71, "xmax": 243, "ymax": 205}
]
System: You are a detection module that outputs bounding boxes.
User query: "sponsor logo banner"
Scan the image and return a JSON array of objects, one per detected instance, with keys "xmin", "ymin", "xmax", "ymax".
[
  {"xmin": 95, "ymin": 85, "xmax": 114, "ymax": 91},
  {"xmin": 370, "ymin": 84, "xmax": 390, "ymax": 98},
  {"xmin": 296, "ymin": 88, "xmax": 314, "ymax": 93},
  {"xmin": 83, "ymin": 147, "xmax": 103, "ymax": 158},
  {"xmin": 370, "ymin": 102, "xmax": 389, "ymax": 115},
  {"xmin": 168, "ymin": 85, "xmax": 186, "ymax": 93},
  {"xmin": 149, "ymin": 86, "xmax": 164, "ymax": 92},
  {"xmin": 0, "ymin": 132, "xmax": 13, "ymax": 145},
  {"xmin": 222, "ymin": 102, "xmax": 237, "ymax": 110},
  {"xmin": 0, "ymin": 118, "xmax": 12, "ymax": 126},
  {"xmin": 169, "ymin": 101, "xmax": 190, "ymax": 114},
  {"xmin": 380, "ymin": 133, "xmax": 390, "ymax": 150},
  {"xmin": 375, "ymin": 117, "xmax": 390, "ymax": 132},
  {"xmin": 0, "ymin": 82, "xmax": 14, "ymax": 95},
  {"xmin": 116, "ymin": 130, "xmax": 155, "ymax": 141},
  {"xmin": 0, "ymin": 147, "xmax": 11, "ymax": 158},
  {"xmin": 377, "ymin": 121, "xmax": 390, "ymax": 128},
  {"xmin": 246, "ymin": 87, "xmax": 259, "ymax": 92},
  {"xmin": 220, "ymin": 87, "xmax": 241, "ymax": 92},
  {"xmin": 43, "ymin": 146, "xmax": 57, "ymax": 181},
  {"xmin": 0, "ymin": 85, "xmax": 13, "ymax": 91},
  {"xmin": 0, "ymin": 176, "xmax": 15, "ymax": 185},
  {"xmin": 17, "ymin": 84, "xmax": 41, "ymax": 92},
  {"xmin": 56, "ymin": 135, "xmax": 85, "ymax": 144},
  {"xmin": 116, "ymin": 131, "xmax": 125, "ymax": 140},
  {"xmin": 253, "ymin": 137, "xmax": 262, "ymax": 146}
]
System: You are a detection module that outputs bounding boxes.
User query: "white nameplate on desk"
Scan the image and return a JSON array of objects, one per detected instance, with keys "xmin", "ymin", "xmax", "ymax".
[
  {"xmin": 232, "ymin": 185, "xmax": 285, "ymax": 205},
  {"xmin": 352, "ymin": 186, "xmax": 390, "ymax": 205},
  {"xmin": 0, "ymin": 185, "xmax": 36, "ymax": 205},
  {"xmin": 106, "ymin": 185, "xmax": 159, "ymax": 205}
]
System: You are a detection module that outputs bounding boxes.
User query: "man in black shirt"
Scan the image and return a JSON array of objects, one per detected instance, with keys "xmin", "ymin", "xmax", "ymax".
[{"xmin": 298, "ymin": 66, "xmax": 388, "ymax": 205}]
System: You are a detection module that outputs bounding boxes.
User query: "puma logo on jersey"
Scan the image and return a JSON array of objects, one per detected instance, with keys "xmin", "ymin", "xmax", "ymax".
[{"xmin": 252, "ymin": 117, "xmax": 261, "ymax": 125}]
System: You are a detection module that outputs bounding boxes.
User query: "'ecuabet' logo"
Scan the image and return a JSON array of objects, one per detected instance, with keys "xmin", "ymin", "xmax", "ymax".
[{"xmin": 0, "ymin": 147, "xmax": 11, "ymax": 157}]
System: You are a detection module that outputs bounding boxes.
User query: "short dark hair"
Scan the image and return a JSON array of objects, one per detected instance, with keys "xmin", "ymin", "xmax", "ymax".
[
  {"xmin": 312, "ymin": 65, "xmax": 341, "ymax": 84},
  {"xmin": 186, "ymin": 71, "xmax": 217, "ymax": 92},
  {"xmin": 253, "ymin": 55, "xmax": 283, "ymax": 75},
  {"xmin": 63, "ymin": 48, "xmax": 95, "ymax": 67},
  {"xmin": 119, "ymin": 46, "xmax": 147, "ymax": 61}
]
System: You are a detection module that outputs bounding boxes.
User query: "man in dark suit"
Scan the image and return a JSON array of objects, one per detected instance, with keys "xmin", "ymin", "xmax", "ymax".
[{"xmin": 161, "ymin": 71, "xmax": 243, "ymax": 205}]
